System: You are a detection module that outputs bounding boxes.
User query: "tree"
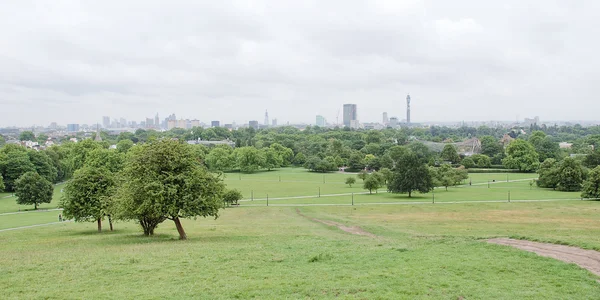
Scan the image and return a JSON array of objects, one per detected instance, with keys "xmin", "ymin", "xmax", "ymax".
[
  {"xmin": 0, "ymin": 151, "xmax": 36, "ymax": 191},
  {"xmin": 363, "ymin": 174, "xmax": 382, "ymax": 194},
  {"xmin": 357, "ymin": 170, "xmax": 368, "ymax": 182},
  {"xmin": 115, "ymin": 140, "xmax": 226, "ymax": 240},
  {"xmin": 270, "ymin": 143, "xmax": 294, "ymax": 166},
  {"xmin": 537, "ymin": 159, "xmax": 559, "ymax": 189},
  {"xmin": 388, "ymin": 152, "xmax": 434, "ymax": 197},
  {"xmin": 84, "ymin": 149, "xmax": 125, "ymax": 174},
  {"xmin": 61, "ymin": 167, "xmax": 116, "ymax": 232},
  {"xmin": 345, "ymin": 177, "xmax": 356, "ymax": 187},
  {"xmin": 431, "ymin": 164, "xmax": 468, "ymax": 191},
  {"xmin": 293, "ymin": 152, "xmax": 307, "ymax": 166},
  {"xmin": 480, "ymin": 136, "xmax": 504, "ymax": 158},
  {"xmin": 303, "ymin": 156, "xmax": 336, "ymax": 173},
  {"xmin": 223, "ymin": 189, "xmax": 243, "ymax": 206},
  {"xmin": 263, "ymin": 148, "xmax": 283, "ymax": 171},
  {"xmin": 205, "ymin": 147, "xmax": 235, "ymax": 171},
  {"xmin": 0, "ymin": 174, "xmax": 4, "ymax": 192},
  {"xmin": 440, "ymin": 144, "xmax": 460, "ymax": 163},
  {"xmin": 19, "ymin": 131, "xmax": 35, "ymax": 141},
  {"xmin": 533, "ymin": 137, "xmax": 560, "ymax": 162},
  {"xmin": 584, "ymin": 150, "xmax": 600, "ymax": 169},
  {"xmin": 461, "ymin": 157, "xmax": 475, "ymax": 169},
  {"xmin": 37, "ymin": 133, "xmax": 49, "ymax": 144},
  {"xmin": 470, "ymin": 154, "xmax": 492, "ymax": 168},
  {"xmin": 581, "ymin": 166, "xmax": 600, "ymax": 199},
  {"xmin": 69, "ymin": 139, "xmax": 103, "ymax": 172},
  {"xmin": 347, "ymin": 151, "xmax": 365, "ymax": 171},
  {"xmin": 27, "ymin": 150, "xmax": 57, "ymax": 183},
  {"xmin": 234, "ymin": 147, "xmax": 265, "ymax": 173},
  {"xmin": 502, "ymin": 140, "xmax": 540, "ymax": 172},
  {"xmin": 379, "ymin": 168, "xmax": 393, "ymax": 185},
  {"xmin": 14, "ymin": 172, "xmax": 53, "ymax": 210},
  {"xmin": 116, "ymin": 139, "xmax": 134, "ymax": 153},
  {"xmin": 556, "ymin": 157, "xmax": 587, "ymax": 192}
]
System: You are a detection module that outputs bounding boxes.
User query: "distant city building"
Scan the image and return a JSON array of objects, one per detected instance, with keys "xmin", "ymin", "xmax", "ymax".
[
  {"xmin": 389, "ymin": 117, "xmax": 399, "ymax": 127},
  {"xmin": 523, "ymin": 116, "xmax": 540, "ymax": 125},
  {"xmin": 343, "ymin": 104, "xmax": 357, "ymax": 127},
  {"xmin": 49, "ymin": 122, "xmax": 58, "ymax": 130},
  {"xmin": 102, "ymin": 116, "xmax": 110, "ymax": 128},
  {"xmin": 383, "ymin": 112, "xmax": 388, "ymax": 125},
  {"xmin": 211, "ymin": 121, "xmax": 220, "ymax": 128},
  {"xmin": 249, "ymin": 120, "xmax": 259, "ymax": 129},
  {"xmin": 154, "ymin": 114, "xmax": 159, "ymax": 128},
  {"xmin": 177, "ymin": 119, "xmax": 187, "ymax": 129},
  {"xmin": 120, "ymin": 118, "xmax": 127, "ymax": 128},
  {"xmin": 190, "ymin": 120, "xmax": 200, "ymax": 128},
  {"xmin": 224, "ymin": 124, "xmax": 233, "ymax": 129},
  {"xmin": 350, "ymin": 119, "xmax": 361, "ymax": 129},
  {"xmin": 167, "ymin": 120, "xmax": 177, "ymax": 130},
  {"xmin": 272, "ymin": 119, "xmax": 277, "ymax": 127},
  {"xmin": 67, "ymin": 124, "xmax": 80, "ymax": 132},
  {"xmin": 316, "ymin": 115, "xmax": 326, "ymax": 127},
  {"xmin": 146, "ymin": 118, "xmax": 154, "ymax": 128},
  {"xmin": 264, "ymin": 110, "xmax": 269, "ymax": 126},
  {"xmin": 406, "ymin": 94, "xmax": 411, "ymax": 124}
]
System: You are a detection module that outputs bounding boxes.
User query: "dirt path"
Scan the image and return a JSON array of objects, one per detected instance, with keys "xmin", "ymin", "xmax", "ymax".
[
  {"xmin": 488, "ymin": 238, "xmax": 600, "ymax": 276},
  {"xmin": 295, "ymin": 208, "xmax": 376, "ymax": 238}
]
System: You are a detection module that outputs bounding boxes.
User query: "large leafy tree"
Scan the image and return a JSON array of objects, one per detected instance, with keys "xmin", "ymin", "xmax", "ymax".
[
  {"xmin": 205, "ymin": 147, "xmax": 235, "ymax": 171},
  {"xmin": 15, "ymin": 172, "xmax": 53, "ymax": 210},
  {"xmin": 502, "ymin": 140, "xmax": 540, "ymax": 172},
  {"xmin": 269, "ymin": 143, "xmax": 294, "ymax": 166},
  {"xmin": 584, "ymin": 149, "xmax": 600, "ymax": 169},
  {"xmin": 116, "ymin": 139, "xmax": 134, "ymax": 153},
  {"xmin": 69, "ymin": 139, "xmax": 103, "ymax": 171},
  {"xmin": 581, "ymin": 166, "xmax": 600, "ymax": 199},
  {"xmin": 363, "ymin": 174, "xmax": 382, "ymax": 194},
  {"xmin": 388, "ymin": 152, "xmax": 434, "ymax": 197},
  {"xmin": 537, "ymin": 158, "xmax": 559, "ymax": 189},
  {"xmin": 116, "ymin": 139, "xmax": 225, "ymax": 240},
  {"xmin": 263, "ymin": 148, "xmax": 283, "ymax": 171},
  {"xmin": 28, "ymin": 150, "xmax": 58, "ymax": 183},
  {"xmin": 234, "ymin": 147, "xmax": 265, "ymax": 173},
  {"xmin": 440, "ymin": 144, "xmax": 460, "ymax": 163},
  {"xmin": 84, "ymin": 149, "xmax": 125, "ymax": 173},
  {"xmin": 61, "ymin": 167, "xmax": 116, "ymax": 232},
  {"xmin": 480, "ymin": 135, "xmax": 504, "ymax": 158},
  {"xmin": 0, "ymin": 151, "xmax": 36, "ymax": 191},
  {"xmin": 556, "ymin": 157, "xmax": 587, "ymax": 192}
]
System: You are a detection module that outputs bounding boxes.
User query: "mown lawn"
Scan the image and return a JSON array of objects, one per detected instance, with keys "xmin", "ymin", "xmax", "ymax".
[
  {"xmin": 1, "ymin": 201, "xmax": 599, "ymax": 299},
  {"xmin": 0, "ymin": 183, "xmax": 65, "ymax": 214}
]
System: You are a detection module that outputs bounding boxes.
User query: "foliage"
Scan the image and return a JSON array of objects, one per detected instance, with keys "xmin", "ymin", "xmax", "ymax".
[
  {"xmin": 357, "ymin": 170, "xmax": 368, "ymax": 181},
  {"xmin": 461, "ymin": 157, "xmax": 475, "ymax": 169},
  {"xmin": 304, "ymin": 156, "xmax": 336, "ymax": 173},
  {"xmin": 116, "ymin": 139, "xmax": 135, "ymax": 153},
  {"xmin": 61, "ymin": 167, "xmax": 116, "ymax": 231},
  {"xmin": 555, "ymin": 157, "xmax": 587, "ymax": 192},
  {"xmin": 0, "ymin": 174, "xmax": 4, "ymax": 192},
  {"xmin": 431, "ymin": 164, "xmax": 469, "ymax": 191},
  {"xmin": 537, "ymin": 159, "xmax": 559, "ymax": 189},
  {"xmin": 84, "ymin": 149, "xmax": 125, "ymax": 174},
  {"xmin": 440, "ymin": 144, "xmax": 460, "ymax": 163},
  {"xmin": 14, "ymin": 172, "xmax": 53, "ymax": 210},
  {"xmin": 293, "ymin": 152, "xmax": 307, "ymax": 166},
  {"xmin": 502, "ymin": 140, "xmax": 540, "ymax": 172},
  {"xmin": 69, "ymin": 139, "xmax": 103, "ymax": 172},
  {"xmin": 345, "ymin": 177, "xmax": 356, "ymax": 187},
  {"xmin": 470, "ymin": 154, "xmax": 492, "ymax": 168},
  {"xmin": 583, "ymin": 150, "xmax": 600, "ymax": 169},
  {"xmin": 115, "ymin": 139, "xmax": 225, "ymax": 239},
  {"xmin": 263, "ymin": 148, "xmax": 283, "ymax": 171},
  {"xmin": 388, "ymin": 152, "xmax": 434, "ymax": 197},
  {"xmin": 234, "ymin": 147, "xmax": 266, "ymax": 173},
  {"xmin": 363, "ymin": 174, "xmax": 382, "ymax": 194},
  {"xmin": 28, "ymin": 150, "xmax": 58, "ymax": 183},
  {"xmin": 205, "ymin": 147, "xmax": 235, "ymax": 171},
  {"xmin": 223, "ymin": 189, "xmax": 243, "ymax": 206},
  {"xmin": 379, "ymin": 168, "xmax": 393, "ymax": 184},
  {"xmin": 0, "ymin": 150, "xmax": 36, "ymax": 191},
  {"xmin": 19, "ymin": 131, "xmax": 35, "ymax": 141},
  {"xmin": 480, "ymin": 135, "xmax": 504, "ymax": 160},
  {"xmin": 581, "ymin": 166, "xmax": 600, "ymax": 199}
]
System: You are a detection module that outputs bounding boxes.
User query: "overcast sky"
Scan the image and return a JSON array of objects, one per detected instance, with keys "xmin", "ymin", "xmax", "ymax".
[{"xmin": 1, "ymin": 0, "xmax": 599, "ymax": 127}]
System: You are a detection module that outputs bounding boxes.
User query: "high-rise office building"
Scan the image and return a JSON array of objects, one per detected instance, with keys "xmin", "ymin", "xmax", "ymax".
[
  {"xmin": 383, "ymin": 112, "xmax": 388, "ymax": 125},
  {"xmin": 389, "ymin": 117, "xmax": 399, "ymax": 127},
  {"xmin": 211, "ymin": 121, "xmax": 220, "ymax": 127},
  {"xmin": 102, "ymin": 116, "xmax": 110, "ymax": 128},
  {"xmin": 272, "ymin": 119, "xmax": 277, "ymax": 127},
  {"xmin": 343, "ymin": 104, "xmax": 357, "ymax": 127},
  {"xmin": 146, "ymin": 118, "xmax": 154, "ymax": 128},
  {"xmin": 264, "ymin": 110, "xmax": 269, "ymax": 126},
  {"xmin": 120, "ymin": 118, "xmax": 127, "ymax": 128},
  {"xmin": 67, "ymin": 124, "xmax": 80, "ymax": 132},
  {"xmin": 316, "ymin": 115, "xmax": 326, "ymax": 127},
  {"xmin": 406, "ymin": 94, "xmax": 411, "ymax": 124},
  {"xmin": 249, "ymin": 120, "xmax": 259, "ymax": 130},
  {"xmin": 154, "ymin": 114, "xmax": 159, "ymax": 129}
]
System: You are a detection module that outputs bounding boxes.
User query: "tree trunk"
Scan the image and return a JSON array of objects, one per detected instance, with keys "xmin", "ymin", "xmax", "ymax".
[
  {"xmin": 97, "ymin": 218, "xmax": 102, "ymax": 232},
  {"xmin": 108, "ymin": 215, "xmax": 114, "ymax": 231},
  {"xmin": 34, "ymin": 202, "xmax": 37, "ymax": 210},
  {"xmin": 446, "ymin": 186, "xmax": 448, "ymax": 191},
  {"xmin": 408, "ymin": 191, "xmax": 412, "ymax": 198},
  {"xmin": 174, "ymin": 217, "xmax": 187, "ymax": 240}
]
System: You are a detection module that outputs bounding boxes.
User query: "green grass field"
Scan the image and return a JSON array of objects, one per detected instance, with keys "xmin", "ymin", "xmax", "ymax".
[
  {"xmin": 1, "ymin": 169, "xmax": 598, "ymax": 299},
  {"xmin": 0, "ymin": 183, "xmax": 65, "ymax": 214}
]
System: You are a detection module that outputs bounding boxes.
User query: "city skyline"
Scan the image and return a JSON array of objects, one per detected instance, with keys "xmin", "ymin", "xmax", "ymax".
[{"xmin": 2, "ymin": 2, "xmax": 600, "ymax": 127}]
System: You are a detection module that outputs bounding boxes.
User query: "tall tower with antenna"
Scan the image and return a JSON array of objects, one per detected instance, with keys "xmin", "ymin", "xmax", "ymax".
[
  {"xmin": 406, "ymin": 94, "xmax": 411, "ymax": 125},
  {"xmin": 264, "ymin": 110, "xmax": 269, "ymax": 126}
]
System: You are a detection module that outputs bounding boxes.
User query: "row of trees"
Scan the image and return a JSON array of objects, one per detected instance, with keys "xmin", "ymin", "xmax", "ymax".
[{"xmin": 536, "ymin": 156, "xmax": 600, "ymax": 198}]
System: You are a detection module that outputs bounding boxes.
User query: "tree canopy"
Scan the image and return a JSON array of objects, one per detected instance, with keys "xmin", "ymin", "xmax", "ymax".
[{"xmin": 15, "ymin": 172, "xmax": 53, "ymax": 210}]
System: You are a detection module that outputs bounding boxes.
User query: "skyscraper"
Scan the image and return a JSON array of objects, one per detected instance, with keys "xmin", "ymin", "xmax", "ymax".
[
  {"xmin": 343, "ymin": 104, "xmax": 357, "ymax": 127},
  {"xmin": 264, "ymin": 110, "xmax": 269, "ymax": 126},
  {"xmin": 406, "ymin": 94, "xmax": 411, "ymax": 124},
  {"xmin": 155, "ymin": 114, "xmax": 159, "ymax": 129},
  {"xmin": 102, "ymin": 116, "xmax": 110, "ymax": 128},
  {"xmin": 211, "ymin": 121, "xmax": 220, "ymax": 127},
  {"xmin": 249, "ymin": 120, "xmax": 259, "ymax": 129},
  {"xmin": 383, "ymin": 112, "xmax": 388, "ymax": 125},
  {"xmin": 316, "ymin": 115, "xmax": 326, "ymax": 127}
]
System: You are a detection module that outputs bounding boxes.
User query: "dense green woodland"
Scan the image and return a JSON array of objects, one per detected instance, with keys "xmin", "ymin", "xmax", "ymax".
[{"xmin": 1, "ymin": 125, "xmax": 600, "ymax": 238}]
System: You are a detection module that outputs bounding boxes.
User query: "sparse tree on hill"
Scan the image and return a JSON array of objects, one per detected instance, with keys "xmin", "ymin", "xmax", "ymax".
[
  {"xmin": 115, "ymin": 140, "xmax": 225, "ymax": 240},
  {"xmin": 357, "ymin": 170, "xmax": 368, "ymax": 182},
  {"xmin": 61, "ymin": 167, "xmax": 116, "ymax": 232},
  {"xmin": 388, "ymin": 152, "xmax": 434, "ymax": 198},
  {"xmin": 223, "ymin": 189, "xmax": 243, "ymax": 206},
  {"xmin": 345, "ymin": 177, "xmax": 356, "ymax": 187},
  {"xmin": 581, "ymin": 166, "xmax": 600, "ymax": 199},
  {"xmin": 363, "ymin": 174, "xmax": 382, "ymax": 194},
  {"xmin": 15, "ymin": 172, "xmax": 53, "ymax": 210}
]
